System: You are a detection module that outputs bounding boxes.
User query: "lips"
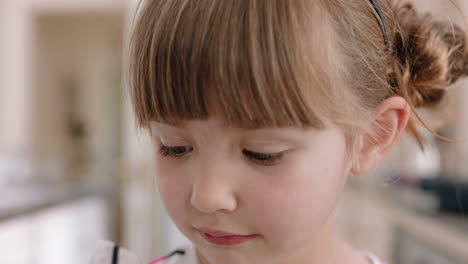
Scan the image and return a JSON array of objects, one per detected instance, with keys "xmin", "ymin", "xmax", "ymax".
[
  {"xmin": 196, "ymin": 227, "xmax": 257, "ymax": 246},
  {"xmin": 198, "ymin": 228, "xmax": 240, "ymax": 237}
]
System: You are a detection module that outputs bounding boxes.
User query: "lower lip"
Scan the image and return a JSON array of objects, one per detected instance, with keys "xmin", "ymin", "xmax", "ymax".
[{"xmin": 198, "ymin": 231, "xmax": 257, "ymax": 246}]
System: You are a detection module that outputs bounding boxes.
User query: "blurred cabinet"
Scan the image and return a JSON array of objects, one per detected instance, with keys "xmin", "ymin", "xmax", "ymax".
[
  {"xmin": 394, "ymin": 229, "xmax": 463, "ymax": 264},
  {"xmin": 335, "ymin": 181, "xmax": 468, "ymax": 264}
]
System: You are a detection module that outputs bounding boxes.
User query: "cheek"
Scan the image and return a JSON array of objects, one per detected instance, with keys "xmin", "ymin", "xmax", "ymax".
[
  {"xmin": 247, "ymin": 152, "xmax": 347, "ymax": 251},
  {"xmin": 154, "ymin": 157, "xmax": 191, "ymax": 226}
]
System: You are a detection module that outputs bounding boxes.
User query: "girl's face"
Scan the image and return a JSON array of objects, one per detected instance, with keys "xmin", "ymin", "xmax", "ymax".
[{"xmin": 151, "ymin": 117, "xmax": 352, "ymax": 264}]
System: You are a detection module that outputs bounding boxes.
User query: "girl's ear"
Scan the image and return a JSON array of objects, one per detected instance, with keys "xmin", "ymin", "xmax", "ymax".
[{"xmin": 351, "ymin": 96, "xmax": 411, "ymax": 175}]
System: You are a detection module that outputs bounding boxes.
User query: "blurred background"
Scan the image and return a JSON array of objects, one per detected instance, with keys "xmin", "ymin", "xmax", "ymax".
[{"xmin": 0, "ymin": 0, "xmax": 467, "ymax": 263}]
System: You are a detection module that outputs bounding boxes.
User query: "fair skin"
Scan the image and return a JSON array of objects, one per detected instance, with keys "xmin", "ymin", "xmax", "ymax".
[{"xmin": 150, "ymin": 96, "xmax": 410, "ymax": 264}]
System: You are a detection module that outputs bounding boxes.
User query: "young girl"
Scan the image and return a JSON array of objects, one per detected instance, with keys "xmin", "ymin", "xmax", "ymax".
[{"xmin": 90, "ymin": 0, "xmax": 468, "ymax": 263}]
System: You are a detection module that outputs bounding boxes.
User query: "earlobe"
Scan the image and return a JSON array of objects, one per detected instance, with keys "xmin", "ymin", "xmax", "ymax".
[{"xmin": 351, "ymin": 97, "xmax": 411, "ymax": 175}]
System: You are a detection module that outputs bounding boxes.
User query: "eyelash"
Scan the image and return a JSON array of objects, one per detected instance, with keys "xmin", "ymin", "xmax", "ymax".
[
  {"xmin": 157, "ymin": 143, "xmax": 284, "ymax": 165},
  {"xmin": 242, "ymin": 149, "xmax": 284, "ymax": 166},
  {"xmin": 158, "ymin": 143, "xmax": 193, "ymax": 157}
]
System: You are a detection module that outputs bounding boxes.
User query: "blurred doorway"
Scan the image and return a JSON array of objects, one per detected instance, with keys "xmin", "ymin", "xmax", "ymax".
[{"xmin": 33, "ymin": 12, "xmax": 124, "ymax": 182}]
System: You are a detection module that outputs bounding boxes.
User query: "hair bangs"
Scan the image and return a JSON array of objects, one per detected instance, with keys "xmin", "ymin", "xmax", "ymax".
[{"xmin": 128, "ymin": 0, "xmax": 346, "ymax": 130}]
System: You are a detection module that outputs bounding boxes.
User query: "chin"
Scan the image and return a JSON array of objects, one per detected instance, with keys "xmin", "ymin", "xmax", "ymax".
[{"xmin": 196, "ymin": 244, "xmax": 264, "ymax": 264}]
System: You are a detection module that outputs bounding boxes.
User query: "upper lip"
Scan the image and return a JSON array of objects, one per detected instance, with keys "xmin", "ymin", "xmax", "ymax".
[{"xmin": 196, "ymin": 227, "xmax": 251, "ymax": 237}]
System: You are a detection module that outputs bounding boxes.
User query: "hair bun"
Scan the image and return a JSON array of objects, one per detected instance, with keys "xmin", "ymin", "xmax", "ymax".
[{"xmin": 392, "ymin": 3, "xmax": 468, "ymax": 108}]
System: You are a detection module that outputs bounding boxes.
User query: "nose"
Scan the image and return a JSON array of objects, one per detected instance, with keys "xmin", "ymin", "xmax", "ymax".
[{"xmin": 190, "ymin": 161, "xmax": 238, "ymax": 214}]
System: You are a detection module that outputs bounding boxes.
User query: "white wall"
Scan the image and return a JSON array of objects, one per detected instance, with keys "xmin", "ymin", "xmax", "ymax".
[{"xmin": 0, "ymin": 1, "xmax": 34, "ymax": 154}]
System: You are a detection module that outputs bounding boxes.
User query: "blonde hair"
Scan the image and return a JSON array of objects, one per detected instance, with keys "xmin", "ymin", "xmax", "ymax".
[{"xmin": 127, "ymin": 0, "xmax": 468, "ymax": 158}]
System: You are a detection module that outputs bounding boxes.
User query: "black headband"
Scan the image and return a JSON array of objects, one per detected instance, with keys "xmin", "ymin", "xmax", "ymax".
[{"xmin": 368, "ymin": 0, "xmax": 390, "ymax": 51}]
